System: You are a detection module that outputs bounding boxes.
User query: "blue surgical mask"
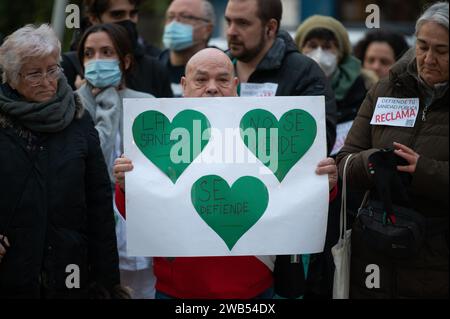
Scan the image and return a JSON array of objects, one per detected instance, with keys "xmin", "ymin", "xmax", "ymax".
[
  {"xmin": 163, "ymin": 21, "xmax": 194, "ymax": 51},
  {"xmin": 84, "ymin": 59, "xmax": 122, "ymax": 88}
]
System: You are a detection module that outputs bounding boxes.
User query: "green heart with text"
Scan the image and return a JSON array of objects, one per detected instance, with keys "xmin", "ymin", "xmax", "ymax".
[
  {"xmin": 240, "ymin": 109, "xmax": 317, "ymax": 182},
  {"xmin": 133, "ymin": 110, "xmax": 210, "ymax": 183},
  {"xmin": 191, "ymin": 175, "xmax": 269, "ymax": 250}
]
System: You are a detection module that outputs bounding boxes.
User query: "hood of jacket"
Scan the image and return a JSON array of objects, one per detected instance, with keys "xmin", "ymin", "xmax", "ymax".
[{"xmin": 252, "ymin": 30, "xmax": 299, "ymax": 72}]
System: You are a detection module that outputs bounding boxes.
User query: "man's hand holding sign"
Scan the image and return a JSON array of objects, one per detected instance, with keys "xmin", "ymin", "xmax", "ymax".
[{"xmin": 114, "ymin": 48, "xmax": 337, "ymax": 257}]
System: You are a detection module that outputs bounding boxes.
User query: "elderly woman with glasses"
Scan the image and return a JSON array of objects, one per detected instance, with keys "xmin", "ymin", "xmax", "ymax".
[
  {"xmin": 0, "ymin": 24, "xmax": 126, "ymax": 299},
  {"xmin": 337, "ymin": 2, "xmax": 448, "ymax": 298}
]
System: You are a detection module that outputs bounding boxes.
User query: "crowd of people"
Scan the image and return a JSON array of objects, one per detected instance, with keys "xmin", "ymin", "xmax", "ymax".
[{"xmin": 0, "ymin": 0, "xmax": 448, "ymax": 299}]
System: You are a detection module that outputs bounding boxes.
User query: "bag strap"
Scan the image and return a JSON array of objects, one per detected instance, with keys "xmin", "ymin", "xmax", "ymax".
[
  {"xmin": 359, "ymin": 191, "xmax": 370, "ymax": 213},
  {"xmin": 339, "ymin": 154, "xmax": 353, "ymax": 240}
]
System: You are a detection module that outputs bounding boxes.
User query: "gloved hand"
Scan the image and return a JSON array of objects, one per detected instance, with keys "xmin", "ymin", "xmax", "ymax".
[{"xmin": 368, "ymin": 148, "xmax": 411, "ymax": 215}]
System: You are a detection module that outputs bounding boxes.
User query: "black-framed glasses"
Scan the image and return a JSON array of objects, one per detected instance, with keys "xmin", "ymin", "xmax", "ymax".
[
  {"xmin": 166, "ymin": 13, "xmax": 210, "ymax": 24},
  {"xmin": 19, "ymin": 65, "xmax": 62, "ymax": 87}
]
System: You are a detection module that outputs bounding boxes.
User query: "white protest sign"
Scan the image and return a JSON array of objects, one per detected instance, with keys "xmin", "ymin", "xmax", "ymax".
[
  {"xmin": 170, "ymin": 83, "xmax": 183, "ymax": 98},
  {"xmin": 370, "ymin": 97, "xmax": 419, "ymax": 127},
  {"xmin": 240, "ymin": 83, "xmax": 279, "ymax": 97},
  {"xmin": 331, "ymin": 121, "xmax": 354, "ymax": 156},
  {"xmin": 123, "ymin": 96, "xmax": 328, "ymax": 256}
]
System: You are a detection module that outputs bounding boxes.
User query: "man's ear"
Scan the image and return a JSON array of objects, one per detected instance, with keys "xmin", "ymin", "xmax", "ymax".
[
  {"xmin": 232, "ymin": 77, "xmax": 239, "ymax": 96},
  {"xmin": 181, "ymin": 77, "xmax": 187, "ymax": 96},
  {"xmin": 204, "ymin": 23, "xmax": 214, "ymax": 42},
  {"xmin": 266, "ymin": 18, "xmax": 278, "ymax": 38}
]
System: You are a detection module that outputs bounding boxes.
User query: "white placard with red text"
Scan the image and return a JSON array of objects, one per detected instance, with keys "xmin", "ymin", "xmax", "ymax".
[{"xmin": 371, "ymin": 97, "xmax": 419, "ymax": 127}]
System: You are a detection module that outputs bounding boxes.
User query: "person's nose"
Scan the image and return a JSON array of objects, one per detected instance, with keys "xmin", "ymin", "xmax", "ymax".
[
  {"xmin": 226, "ymin": 22, "xmax": 238, "ymax": 38},
  {"xmin": 40, "ymin": 74, "xmax": 54, "ymax": 87},
  {"xmin": 41, "ymin": 76, "xmax": 51, "ymax": 86},
  {"xmin": 424, "ymin": 49, "xmax": 436, "ymax": 65},
  {"xmin": 205, "ymin": 80, "xmax": 219, "ymax": 96},
  {"xmin": 371, "ymin": 60, "xmax": 382, "ymax": 72},
  {"xmin": 127, "ymin": 15, "xmax": 138, "ymax": 24}
]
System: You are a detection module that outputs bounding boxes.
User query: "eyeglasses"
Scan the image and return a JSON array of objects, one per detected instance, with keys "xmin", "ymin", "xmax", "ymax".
[
  {"xmin": 166, "ymin": 13, "xmax": 210, "ymax": 24},
  {"xmin": 19, "ymin": 65, "xmax": 62, "ymax": 87}
]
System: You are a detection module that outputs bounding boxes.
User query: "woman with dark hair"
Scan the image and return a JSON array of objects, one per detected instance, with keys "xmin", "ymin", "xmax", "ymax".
[
  {"xmin": 77, "ymin": 23, "xmax": 152, "ymax": 181},
  {"xmin": 61, "ymin": 0, "xmax": 172, "ymax": 98},
  {"xmin": 76, "ymin": 23, "xmax": 156, "ymax": 299},
  {"xmin": 354, "ymin": 30, "xmax": 410, "ymax": 80}
]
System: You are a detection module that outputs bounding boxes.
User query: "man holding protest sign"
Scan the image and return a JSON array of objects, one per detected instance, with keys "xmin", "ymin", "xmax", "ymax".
[{"xmin": 112, "ymin": 48, "xmax": 338, "ymax": 299}]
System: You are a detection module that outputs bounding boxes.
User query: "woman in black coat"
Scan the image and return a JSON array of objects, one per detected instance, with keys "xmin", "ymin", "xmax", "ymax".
[{"xmin": 0, "ymin": 24, "xmax": 124, "ymax": 298}]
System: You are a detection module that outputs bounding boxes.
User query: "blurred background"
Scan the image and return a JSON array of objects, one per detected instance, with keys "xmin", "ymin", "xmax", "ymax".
[{"xmin": 0, "ymin": 0, "xmax": 441, "ymax": 51}]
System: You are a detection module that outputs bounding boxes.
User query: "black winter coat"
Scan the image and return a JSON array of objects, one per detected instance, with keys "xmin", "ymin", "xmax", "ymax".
[
  {"xmin": 0, "ymin": 98, "xmax": 120, "ymax": 298},
  {"xmin": 336, "ymin": 75, "xmax": 367, "ymax": 124}
]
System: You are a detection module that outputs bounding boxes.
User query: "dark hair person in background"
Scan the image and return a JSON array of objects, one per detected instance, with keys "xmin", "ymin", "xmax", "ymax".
[
  {"xmin": 76, "ymin": 23, "xmax": 154, "ymax": 183},
  {"xmin": 61, "ymin": 0, "xmax": 173, "ymax": 98},
  {"xmin": 354, "ymin": 30, "xmax": 410, "ymax": 80},
  {"xmin": 76, "ymin": 23, "xmax": 157, "ymax": 299},
  {"xmin": 83, "ymin": 0, "xmax": 160, "ymax": 57},
  {"xmin": 0, "ymin": 24, "xmax": 124, "ymax": 299}
]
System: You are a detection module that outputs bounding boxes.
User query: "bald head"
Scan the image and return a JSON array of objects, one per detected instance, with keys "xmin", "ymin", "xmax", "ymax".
[
  {"xmin": 182, "ymin": 48, "xmax": 238, "ymax": 97},
  {"xmin": 186, "ymin": 48, "xmax": 233, "ymax": 75}
]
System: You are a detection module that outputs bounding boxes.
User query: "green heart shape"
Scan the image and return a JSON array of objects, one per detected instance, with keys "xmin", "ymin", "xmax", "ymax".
[
  {"xmin": 240, "ymin": 109, "xmax": 317, "ymax": 182},
  {"xmin": 191, "ymin": 175, "xmax": 269, "ymax": 251},
  {"xmin": 133, "ymin": 110, "xmax": 210, "ymax": 183}
]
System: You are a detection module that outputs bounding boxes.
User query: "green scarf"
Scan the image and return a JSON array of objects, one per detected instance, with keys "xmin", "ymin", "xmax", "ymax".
[
  {"xmin": 0, "ymin": 76, "xmax": 76, "ymax": 133},
  {"xmin": 331, "ymin": 55, "xmax": 362, "ymax": 101}
]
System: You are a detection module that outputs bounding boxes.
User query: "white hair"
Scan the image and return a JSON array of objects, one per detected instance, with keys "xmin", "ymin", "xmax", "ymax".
[
  {"xmin": 202, "ymin": 0, "xmax": 216, "ymax": 26},
  {"xmin": 416, "ymin": 2, "xmax": 449, "ymax": 35},
  {"xmin": 201, "ymin": 0, "xmax": 215, "ymax": 44},
  {"xmin": 0, "ymin": 24, "xmax": 61, "ymax": 85}
]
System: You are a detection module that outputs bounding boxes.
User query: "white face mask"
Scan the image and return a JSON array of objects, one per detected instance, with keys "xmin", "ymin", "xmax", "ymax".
[{"xmin": 305, "ymin": 47, "xmax": 338, "ymax": 77}]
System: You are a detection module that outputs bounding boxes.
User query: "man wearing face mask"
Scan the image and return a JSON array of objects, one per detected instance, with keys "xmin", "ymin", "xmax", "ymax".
[
  {"xmin": 159, "ymin": 0, "xmax": 216, "ymax": 97},
  {"xmin": 61, "ymin": 0, "xmax": 173, "ymax": 98}
]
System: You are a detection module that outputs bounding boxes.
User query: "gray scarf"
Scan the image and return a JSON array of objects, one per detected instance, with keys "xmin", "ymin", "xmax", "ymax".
[
  {"xmin": 77, "ymin": 83, "xmax": 123, "ymax": 184},
  {"xmin": 0, "ymin": 76, "xmax": 76, "ymax": 133}
]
